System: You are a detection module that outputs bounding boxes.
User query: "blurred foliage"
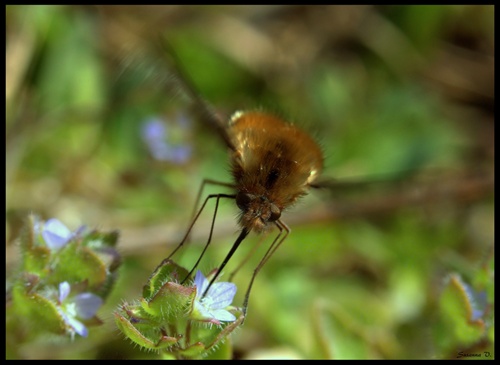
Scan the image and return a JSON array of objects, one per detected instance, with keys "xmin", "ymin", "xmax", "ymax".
[{"xmin": 6, "ymin": 5, "xmax": 494, "ymax": 359}]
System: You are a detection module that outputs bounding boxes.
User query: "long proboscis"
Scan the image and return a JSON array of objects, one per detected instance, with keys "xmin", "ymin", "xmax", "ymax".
[{"xmin": 202, "ymin": 228, "xmax": 250, "ymax": 298}]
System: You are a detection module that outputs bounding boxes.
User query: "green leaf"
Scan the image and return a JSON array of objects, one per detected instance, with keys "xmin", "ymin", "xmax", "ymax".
[
  {"xmin": 22, "ymin": 246, "xmax": 51, "ymax": 275},
  {"xmin": 18, "ymin": 215, "xmax": 51, "ymax": 274},
  {"xmin": 438, "ymin": 274, "xmax": 486, "ymax": 346},
  {"xmin": 142, "ymin": 281, "xmax": 196, "ymax": 322},
  {"xmin": 203, "ymin": 314, "xmax": 245, "ymax": 354},
  {"xmin": 82, "ymin": 230, "xmax": 120, "ymax": 249},
  {"xmin": 176, "ymin": 342, "xmax": 206, "ymax": 359},
  {"xmin": 11, "ymin": 284, "xmax": 66, "ymax": 335},
  {"xmin": 114, "ymin": 311, "xmax": 178, "ymax": 350},
  {"xmin": 50, "ymin": 240, "xmax": 107, "ymax": 288},
  {"xmin": 204, "ymin": 336, "xmax": 233, "ymax": 360},
  {"xmin": 142, "ymin": 259, "xmax": 189, "ymax": 300}
]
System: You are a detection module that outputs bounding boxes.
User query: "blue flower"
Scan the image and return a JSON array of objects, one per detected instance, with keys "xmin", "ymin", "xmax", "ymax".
[
  {"xmin": 40, "ymin": 218, "xmax": 85, "ymax": 250},
  {"xmin": 191, "ymin": 270, "xmax": 237, "ymax": 325},
  {"xmin": 57, "ymin": 282, "xmax": 103, "ymax": 339},
  {"xmin": 141, "ymin": 116, "xmax": 192, "ymax": 164}
]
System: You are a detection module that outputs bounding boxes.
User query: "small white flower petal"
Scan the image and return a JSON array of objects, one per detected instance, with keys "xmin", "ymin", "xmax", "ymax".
[
  {"xmin": 191, "ymin": 270, "xmax": 238, "ymax": 323},
  {"xmin": 74, "ymin": 293, "xmax": 103, "ymax": 319},
  {"xmin": 59, "ymin": 309, "xmax": 88, "ymax": 338},
  {"xmin": 42, "ymin": 219, "xmax": 73, "ymax": 249},
  {"xmin": 194, "ymin": 299, "xmax": 212, "ymax": 318},
  {"xmin": 207, "ymin": 282, "xmax": 237, "ymax": 309},
  {"xmin": 211, "ymin": 309, "xmax": 236, "ymax": 322},
  {"xmin": 194, "ymin": 270, "xmax": 209, "ymax": 298},
  {"xmin": 59, "ymin": 282, "xmax": 71, "ymax": 303},
  {"xmin": 66, "ymin": 315, "xmax": 88, "ymax": 337}
]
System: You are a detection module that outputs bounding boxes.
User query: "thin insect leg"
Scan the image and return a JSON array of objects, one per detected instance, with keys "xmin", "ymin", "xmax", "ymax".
[
  {"xmin": 202, "ymin": 228, "xmax": 250, "ymax": 298},
  {"xmin": 181, "ymin": 180, "xmax": 236, "ymax": 250},
  {"xmin": 157, "ymin": 193, "xmax": 234, "ymax": 276},
  {"xmin": 259, "ymin": 220, "xmax": 290, "ymax": 269},
  {"xmin": 190, "ymin": 179, "xmax": 236, "ymax": 222},
  {"xmin": 165, "ymin": 194, "xmax": 218, "ymax": 260},
  {"xmin": 242, "ymin": 220, "xmax": 290, "ymax": 315},
  {"xmin": 183, "ymin": 193, "xmax": 236, "ymax": 283},
  {"xmin": 228, "ymin": 232, "xmax": 269, "ymax": 282}
]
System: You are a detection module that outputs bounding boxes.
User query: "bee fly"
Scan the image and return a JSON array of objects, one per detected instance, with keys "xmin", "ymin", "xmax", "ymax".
[{"xmin": 152, "ymin": 41, "xmax": 323, "ymax": 315}]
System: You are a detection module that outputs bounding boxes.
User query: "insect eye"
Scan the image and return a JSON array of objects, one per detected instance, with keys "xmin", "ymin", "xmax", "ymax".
[
  {"xmin": 236, "ymin": 192, "xmax": 254, "ymax": 211},
  {"xmin": 268, "ymin": 203, "xmax": 281, "ymax": 222}
]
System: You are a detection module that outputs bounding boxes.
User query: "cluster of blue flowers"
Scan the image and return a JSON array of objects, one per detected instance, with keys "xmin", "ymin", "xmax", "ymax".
[
  {"xmin": 8, "ymin": 215, "xmax": 120, "ymax": 343},
  {"xmin": 141, "ymin": 116, "xmax": 192, "ymax": 164}
]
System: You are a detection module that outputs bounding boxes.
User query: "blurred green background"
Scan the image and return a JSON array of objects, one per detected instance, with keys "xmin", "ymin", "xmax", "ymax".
[{"xmin": 6, "ymin": 5, "xmax": 494, "ymax": 359}]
